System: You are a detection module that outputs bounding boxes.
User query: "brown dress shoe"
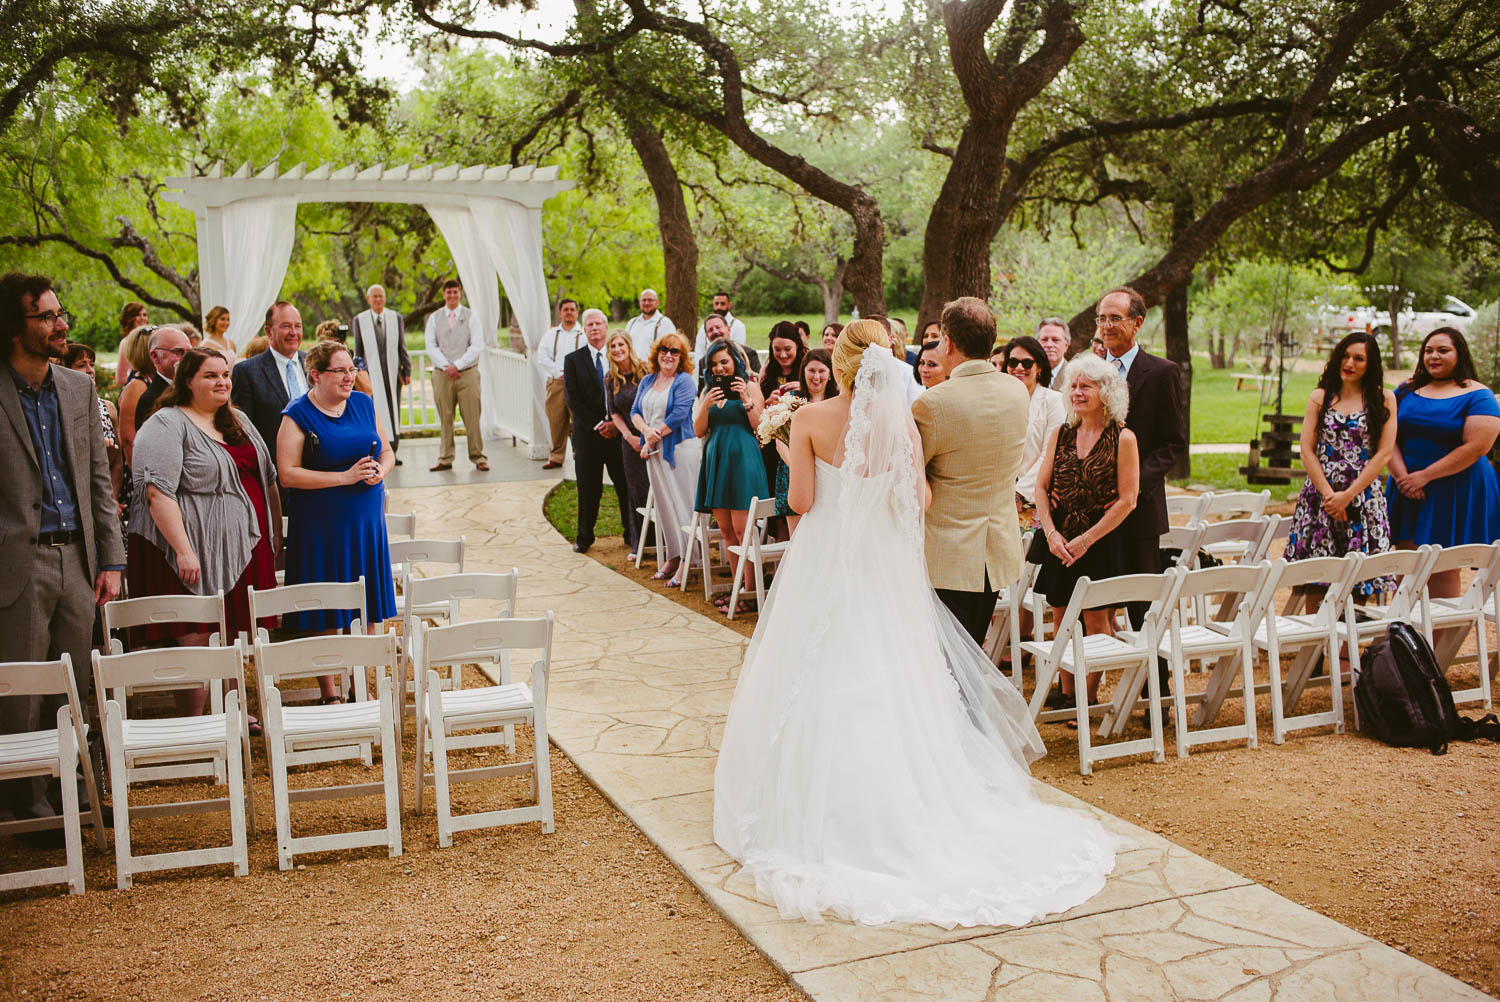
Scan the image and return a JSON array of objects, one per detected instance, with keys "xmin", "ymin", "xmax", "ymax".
[
  {"xmin": 542, "ymin": 460, "xmax": 562, "ymax": 469},
  {"xmin": 475, "ymin": 462, "xmax": 490, "ymax": 471},
  {"xmin": 429, "ymin": 462, "xmax": 453, "ymax": 472}
]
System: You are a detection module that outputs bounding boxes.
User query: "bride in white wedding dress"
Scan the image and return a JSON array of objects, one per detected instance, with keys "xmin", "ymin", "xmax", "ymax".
[{"xmin": 713, "ymin": 323, "xmax": 1120, "ymax": 929}]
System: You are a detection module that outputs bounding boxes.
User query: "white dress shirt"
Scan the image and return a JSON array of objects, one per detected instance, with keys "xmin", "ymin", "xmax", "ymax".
[
  {"xmin": 626, "ymin": 312, "xmax": 673, "ymax": 360},
  {"xmin": 537, "ymin": 323, "xmax": 586, "ymax": 381},
  {"xmin": 1107, "ymin": 342, "xmax": 1141, "ymax": 379},
  {"xmin": 1016, "ymin": 386, "xmax": 1067, "ymax": 503}
]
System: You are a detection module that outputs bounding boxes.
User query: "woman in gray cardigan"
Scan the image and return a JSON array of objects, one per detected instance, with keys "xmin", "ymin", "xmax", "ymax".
[{"xmin": 127, "ymin": 348, "xmax": 281, "ymax": 716}]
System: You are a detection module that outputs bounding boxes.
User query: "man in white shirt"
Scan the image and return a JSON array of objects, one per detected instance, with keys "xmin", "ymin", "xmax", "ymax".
[
  {"xmin": 693, "ymin": 290, "xmax": 747, "ymax": 355},
  {"xmin": 537, "ymin": 297, "xmax": 585, "ymax": 469},
  {"xmin": 625, "ymin": 288, "xmax": 674, "ymax": 359},
  {"xmin": 423, "ymin": 279, "xmax": 487, "ymax": 472}
]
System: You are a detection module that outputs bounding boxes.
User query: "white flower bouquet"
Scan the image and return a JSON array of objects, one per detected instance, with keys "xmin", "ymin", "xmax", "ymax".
[{"xmin": 756, "ymin": 394, "xmax": 805, "ymax": 445}]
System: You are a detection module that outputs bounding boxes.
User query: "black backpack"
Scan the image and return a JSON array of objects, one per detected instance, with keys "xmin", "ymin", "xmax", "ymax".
[{"xmin": 1354, "ymin": 621, "xmax": 1500, "ymax": 755}]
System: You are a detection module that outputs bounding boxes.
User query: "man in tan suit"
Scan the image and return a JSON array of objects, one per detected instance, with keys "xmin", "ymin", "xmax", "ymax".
[{"xmin": 912, "ymin": 296, "xmax": 1029, "ymax": 645}]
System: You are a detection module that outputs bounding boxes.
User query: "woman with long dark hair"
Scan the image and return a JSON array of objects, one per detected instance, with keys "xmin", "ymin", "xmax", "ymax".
[
  {"xmin": 760, "ymin": 323, "xmax": 807, "ymax": 527},
  {"xmin": 1387, "ymin": 326, "xmax": 1500, "ymax": 599},
  {"xmin": 1285, "ymin": 331, "xmax": 1399, "ymax": 598},
  {"xmin": 694, "ymin": 340, "xmax": 768, "ymax": 613}
]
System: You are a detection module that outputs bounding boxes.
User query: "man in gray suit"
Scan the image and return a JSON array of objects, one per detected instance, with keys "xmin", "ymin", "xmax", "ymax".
[{"xmin": 1, "ymin": 272, "xmax": 123, "ymax": 825}]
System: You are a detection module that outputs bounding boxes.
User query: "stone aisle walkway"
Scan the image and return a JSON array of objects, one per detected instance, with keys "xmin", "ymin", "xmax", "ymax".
[{"xmin": 389, "ymin": 479, "xmax": 1489, "ymax": 1002}]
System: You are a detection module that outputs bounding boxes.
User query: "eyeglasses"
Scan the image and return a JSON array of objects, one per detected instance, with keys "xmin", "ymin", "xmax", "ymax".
[
  {"xmin": 322, "ymin": 367, "xmax": 357, "ymax": 376},
  {"xmin": 1094, "ymin": 314, "xmax": 1133, "ymax": 327},
  {"xmin": 658, "ymin": 347, "xmax": 682, "ymax": 356},
  {"xmin": 1006, "ymin": 358, "xmax": 1036, "ymax": 371},
  {"xmin": 25, "ymin": 309, "xmax": 73, "ymax": 328},
  {"xmin": 1091, "ymin": 337, "xmax": 1105, "ymax": 347}
]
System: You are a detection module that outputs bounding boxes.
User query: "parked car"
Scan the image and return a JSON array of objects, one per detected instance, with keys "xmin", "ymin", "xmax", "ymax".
[{"xmin": 1322, "ymin": 295, "xmax": 1476, "ymax": 340}]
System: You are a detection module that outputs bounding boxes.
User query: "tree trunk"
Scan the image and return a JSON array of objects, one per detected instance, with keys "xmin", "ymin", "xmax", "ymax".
[
  {"xmin": 1385, "ymin": 285, "xmax": 1404, "ymax": 369},
  {"xmin": 1164, "ymin": 198, "xmax": 1193, "ymax": 479},
  {"xmin": 918, "ymin": 118, "xmax": 1009, "ymax": 326},
  {"xmin": 625, "ymin": 119, "xmax": 699, "ymax": 343}
]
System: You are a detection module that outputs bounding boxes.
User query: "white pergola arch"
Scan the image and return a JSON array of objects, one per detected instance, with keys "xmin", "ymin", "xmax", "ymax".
[{"xmin": 163, "ymin": 160, "xmax": 575, "ymax": 456}]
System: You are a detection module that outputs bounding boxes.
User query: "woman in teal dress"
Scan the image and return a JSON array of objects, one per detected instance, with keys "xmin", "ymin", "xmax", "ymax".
[
  {"xmin": 695, "ymin": 340, "xmax": 768, "ymax": 614},
  {"xmin": 1387, "ymin": 326, "xmax": 1500, "ymax": 601}
]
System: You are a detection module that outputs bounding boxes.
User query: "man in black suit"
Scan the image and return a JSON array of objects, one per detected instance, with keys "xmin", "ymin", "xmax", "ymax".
[
  {"xmin": 231, "ymin": 300, "xmax": 308, "ymax": 463},
  {"xmin": 1097, "ymin": 285, "xmax": 1188, "ymax": 705},
  {"xmin": 562, "ymin": 308, "xmax": 628, "ymax": 554}
]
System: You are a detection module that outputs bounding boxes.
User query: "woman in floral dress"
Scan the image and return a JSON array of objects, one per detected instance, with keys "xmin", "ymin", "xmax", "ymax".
[{"xmin": 1285, "ymin": 331, "xmax": 1398, "ymax": 600}]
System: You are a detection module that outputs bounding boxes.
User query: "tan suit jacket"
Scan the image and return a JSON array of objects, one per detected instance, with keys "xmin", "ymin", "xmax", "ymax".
[
  {"xmin": 912, "ymin": 359, "xmax": 1029, "ymax": 592},
  {"xmin": 0, "ymin": 362, "xmax": 125, "ymax": 607}
]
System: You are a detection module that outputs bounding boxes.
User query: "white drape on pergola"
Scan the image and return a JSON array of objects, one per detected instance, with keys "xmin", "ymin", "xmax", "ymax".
[{"xmin": 166, "ymin": 162, "xmax": 573, "ymax": 454}]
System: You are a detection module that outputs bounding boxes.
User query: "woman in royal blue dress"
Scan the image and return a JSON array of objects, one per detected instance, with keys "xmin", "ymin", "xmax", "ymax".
[
  {"xmin": 276, "ymin": 339, "xmax": 397, "ymax": 702},
  {"xmin": 1387, "ymin": 326, "xmax": 1500, "ymax": 600}
]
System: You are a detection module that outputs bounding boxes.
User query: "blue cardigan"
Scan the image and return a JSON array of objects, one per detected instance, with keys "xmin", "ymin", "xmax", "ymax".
[{"xmin": 631, "ymin": 371, "xmax": 698, "ymax": 467}]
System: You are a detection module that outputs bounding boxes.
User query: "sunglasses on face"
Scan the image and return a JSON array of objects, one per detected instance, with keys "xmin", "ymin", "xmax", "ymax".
[
  {"xmin": 658, "ymin": 347, "xmax": 682, "ymax": 356},
  {"xmin": 1006, "ymin": 358, "xmax": 1036, "ymax": 371}
]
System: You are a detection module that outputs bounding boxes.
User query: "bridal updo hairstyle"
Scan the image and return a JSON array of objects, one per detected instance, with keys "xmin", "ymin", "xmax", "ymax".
[{"xmin": 831, "ymin": 319, "xmax": 892, "ymax": 393}]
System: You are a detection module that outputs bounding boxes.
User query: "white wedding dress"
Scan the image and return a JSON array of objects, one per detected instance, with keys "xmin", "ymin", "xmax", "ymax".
[{"xmin": 713, "ymin": 346, "xmax": 1120, "ymax": 929}]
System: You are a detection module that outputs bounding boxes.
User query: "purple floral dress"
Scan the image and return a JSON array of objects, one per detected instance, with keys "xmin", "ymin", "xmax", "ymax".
[{"xmin": 1285, "ymin": 407, "xmax": 1395, "ymax": 595}]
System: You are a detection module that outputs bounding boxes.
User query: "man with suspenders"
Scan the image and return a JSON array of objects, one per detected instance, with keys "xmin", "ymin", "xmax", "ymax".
[{"xmin": 537, "ymin": 298, "xmax": 586, "ymax": 469}]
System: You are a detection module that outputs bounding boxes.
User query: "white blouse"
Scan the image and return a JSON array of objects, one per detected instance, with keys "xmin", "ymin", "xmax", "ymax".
[{"xmin": 1016, "ymin": 385, "xmax": 1067, "ymax": 503}]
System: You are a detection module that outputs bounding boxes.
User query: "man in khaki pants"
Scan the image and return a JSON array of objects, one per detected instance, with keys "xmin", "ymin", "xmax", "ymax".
[
  {"xmin": 424, "ymin": 279, "xmax": 488, "ymax": 472},
  {"xmin": 538, "ymin": 297, "xmax": 585, "ymax": 469}
]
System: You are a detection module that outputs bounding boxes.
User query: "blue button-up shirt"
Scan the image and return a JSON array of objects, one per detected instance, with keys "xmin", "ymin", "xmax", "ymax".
[
  {"xmin": 11, "ymin": 366, "xmax": 80, "ymax": 533},
  {"xmin": 1108, "ymin": 342, "xmax": 1141, "ymax": 379}
]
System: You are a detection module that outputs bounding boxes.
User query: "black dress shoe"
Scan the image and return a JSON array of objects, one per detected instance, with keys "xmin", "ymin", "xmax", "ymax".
[
  {"xmin": 394, "ymin": 457, "xmax": 403, "ymax": 466},
  {"xmin": 572, "ymin": 541, "xmax": 592, "ymax": 553}
]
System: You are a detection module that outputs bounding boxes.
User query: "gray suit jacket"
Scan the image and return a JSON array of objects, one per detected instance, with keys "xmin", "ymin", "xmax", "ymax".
[{"xmin": 0, "ymin": 362, "xmax": 125, "ymax": 606}]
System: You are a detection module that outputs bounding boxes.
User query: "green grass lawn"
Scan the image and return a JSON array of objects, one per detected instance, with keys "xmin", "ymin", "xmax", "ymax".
[
  {"xmin": 1171, "ymin": 453, "xmax": 1302, "ymax": 501},
  {"xmin": 1187, "ymin": 363, "xmax": 1320, "ymax": 446},
  {"xmin": 544, "ymin": 480, "xmax": 624, "ymax": 543}
]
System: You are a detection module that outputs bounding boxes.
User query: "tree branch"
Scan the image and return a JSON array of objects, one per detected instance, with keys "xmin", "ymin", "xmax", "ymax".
[{"xmin": 0, "ymin": 231, "xmax": 192, "ymax": 318}]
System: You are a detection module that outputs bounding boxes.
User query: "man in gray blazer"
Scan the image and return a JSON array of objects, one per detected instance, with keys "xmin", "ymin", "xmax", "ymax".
[{"xmin": 1, "ymin": 272, "xmax": 124, "ymax": 823}]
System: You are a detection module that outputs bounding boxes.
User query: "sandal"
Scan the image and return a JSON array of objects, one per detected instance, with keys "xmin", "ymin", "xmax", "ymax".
[{"xmin": 247, "ymin": 715, "xmax": 262, "ymax": 738}]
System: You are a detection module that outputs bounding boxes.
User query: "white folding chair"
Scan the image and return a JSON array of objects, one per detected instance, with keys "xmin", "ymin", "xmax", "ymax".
[
  {"xmin": 632, "ymin": 486, "xmax": 658, "ymax": 569},
  {"xmin": 1198, "ymin": 490, "xmax": 1272, "ymax": 564},
  {"xmin": 1195, "ymin": 515, "xmax": 1279, "ymax": 567},
  {"xmin": 390, "ymin": 537, "xmax": 466, "ymax": 620},
  {"xmin": 384, "ymin": 511, "xmax": 417, "ymax": 540},
  {"xmin": 92, "ymin": 645, "xmax": 254, "ymax": 888},
  {"xmin": 401, "ymin": 571, "xmax": 520, "ymax": 740},
  {"xmin": 0, "ymin": 655, "xmax": 104, "ymax": 894},
  {"xmin": 1246, "ymin": 555, "xmax": 1362, "ymax": 743},
  {"xmin": 1419, "ymin": 542, "xmax": 1499, "ymax": 710},
  {"xmin": 1150, "ymin": 562, "xmax": 1277, "ymax": 756},
  {"xmin": 1160, "ymin": 523, "xmax": 1207, "ymax": 570},
  {"xmin": 248, "ymin": 579, "xmax": 371, "ymax": 705},
  {"xmin": 984, "ymin": 550, "xmax": 1036, "ymax": 686},
  {"xmin": 1022, "ymin": 570, "xmax": 1183, "ymax": 775},
  {"xmin": 256, "ymin": 633, "xmax": 403, "ymax": 869},
  {"xmin": 1166, "ymin": 493, "xmax": 1209, "ymax": 526},
  {"xmin": 679, "ymin": 512, "xmax": 724, "ymax": 600},
  {"xmin": 725, "ymin": 496, "xmax": 790, "ymax": 619},
  {"xmin": 1341, "ymin": 547, "xmax": 1438, "ymax": 730},
  {"xmin": 412, "ymin": 615, "xmax": 556, "ymax": 845}
]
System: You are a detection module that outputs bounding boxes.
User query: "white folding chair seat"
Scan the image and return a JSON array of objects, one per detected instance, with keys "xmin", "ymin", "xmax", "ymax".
[
  {"xmin": 632, "ymin": 486, "xmax": 658, "ymax": 569},
  {"xmin": 248, "ymin": 578, "xmax": 371, "ymax": 708},
  {"xmin": 101, "ymin": 593, "xmax": 231, "ymax": 780},
  {"xmin": 0, "ymin": 656, "xmax": 104, "ymax": 895},
  {"xmin": 390, "ymin": 537, "xmax": 466, "ymax": 620},
  {"xmin": 385, "ymin": 511, "xmax": 417, "ymax": 539},
  {"xmin": 1420, "ymin": 542, "xmax": 1500, "ymax": 709},
  {"xmin": 1148, "ymin": 562, "xmax": 1277, "ymax": 756},
  {"xmin": 1021, "ymin": 570, "xmax": 1183, "ymax": 774},
  {"xmin": 256, "ymin": 634, "xmax": 403, "ymax": 870},
  {"xmin": 413, "ymin": 615, "xmax": 556, "ymax": 846},
  {"xmin": 93, "ymin": 646, "xmax": 253, "ymax": 889},
  {"xmin": 725, "ymin": 496, "xmax": 790, "ymax": 619}
]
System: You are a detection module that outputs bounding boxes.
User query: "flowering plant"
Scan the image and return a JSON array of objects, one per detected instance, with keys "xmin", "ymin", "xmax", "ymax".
[{"xmin": 756, "ymin": 394, "xmax": 805, "ymax": 445}]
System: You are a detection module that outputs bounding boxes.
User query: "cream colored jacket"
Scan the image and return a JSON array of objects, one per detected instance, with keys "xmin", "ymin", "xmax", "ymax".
[{"xmin": 912, "ymin": 359, "xmax": 1030, "ymax": 592}]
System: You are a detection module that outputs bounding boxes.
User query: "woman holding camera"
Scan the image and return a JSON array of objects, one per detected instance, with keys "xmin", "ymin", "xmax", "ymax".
[{"xmin": 695, "ymin": 340, "xmax": 768, "ymax": 614}]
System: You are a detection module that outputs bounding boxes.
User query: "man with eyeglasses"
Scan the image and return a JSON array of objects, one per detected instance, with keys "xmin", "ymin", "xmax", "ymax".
[
  {"xmin": 0, "ymin": 272, "xmax": 123, "ymax": 838},
  {"xmin": 1094, "ymin": 286, "xmax": 1186, "ymax": 654},
  {"xmin": 1034, "ymin": 317, "xmax": 1071, "ymax": 388},
  {"xmin": 135, "ymin": 326, "xmax": 192, "ymax": 430}
]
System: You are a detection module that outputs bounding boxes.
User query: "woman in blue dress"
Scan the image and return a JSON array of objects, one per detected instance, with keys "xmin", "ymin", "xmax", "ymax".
[
  {"xmin": 694, "ymin": 340, "xmax": 768, "ymax": 614},
  {"xmin": 276, "ymin": 339, "xmax": 397, "ymax": 701},
  {"xmin": 1387, "ymin": 326, "xmax": 1500, "ymax": 600}
]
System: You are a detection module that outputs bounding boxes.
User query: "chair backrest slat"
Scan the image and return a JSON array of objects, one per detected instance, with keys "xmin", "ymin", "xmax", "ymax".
[
  {"xmin": 256, "ymin": 633, "xmax": 397, "ymax": 683},
  {"xmin": 390, "ymin": 538, "xmax": 465, "ymax": 569},
  {"xmin": 1201, "ymin": 490, "xmax": 1270, "ymax": 521},
  {"xmin": 103, "ymin": 593, "xmax": 228, "ymax": 642},
  {"xmin": 384, "ymin": 511, "xmax": 417, "ymax": 539},
  {"xmin": 93, "ymin": 645, "xmax": 245, "ymax": 695},
  {"xmin": 405, "ymin": 570, "xmax": 518, "ymax": 610},
  {"xmin": 419, "ymin": 615, "xmax": 554, "ymax": 670},
  {"xmin": 249, "ymin": 578, "xmax": 367, "ymax": 623},
  {"xmin": 0, "ymin": 656, "xmax": 73, "ymax": 699},
  {"xmin": 1173, "ymin": 562, "xmax": 1268, "ymax": 602}
]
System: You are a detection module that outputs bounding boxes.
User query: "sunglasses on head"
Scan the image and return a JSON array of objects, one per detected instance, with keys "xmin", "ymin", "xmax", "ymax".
[{"xmin": 1006, "ymin": 357, "xmax": 1036, "ymax": 371}]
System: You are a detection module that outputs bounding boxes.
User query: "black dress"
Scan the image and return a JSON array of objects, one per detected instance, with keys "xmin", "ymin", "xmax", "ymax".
[
  {"xmin": 608, "ymin": 375, "xmax": 648, "ymax": 548},
  {"xmin": 1027, "ymin": 422, "xmax": 1131, "ymax": 608}
]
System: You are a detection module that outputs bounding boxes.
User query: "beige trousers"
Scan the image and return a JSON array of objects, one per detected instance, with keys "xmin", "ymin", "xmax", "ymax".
[
  {"xmin": 544, "ymin": 376, "xmax": 570, "ymax": 463},
  {"xmin": 434, "ymin": 365, "xmax": 486, "ymax": 464}
]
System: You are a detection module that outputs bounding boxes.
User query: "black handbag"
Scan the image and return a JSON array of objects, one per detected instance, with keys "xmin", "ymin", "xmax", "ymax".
[{"xmin": 301, "ymin": 430, "xmax": 320, "ymax": 469}]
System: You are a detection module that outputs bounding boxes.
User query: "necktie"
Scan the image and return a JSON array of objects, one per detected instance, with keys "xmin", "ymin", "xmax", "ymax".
[
  {"xmin": 447, "ymin": 310, "xmax": 456, "ymax": 329},
  {"xmin": 1113, "ymin": 357, "xmax": 1126, "ymax": 376},
  {"xmin": 594, "ymin": 350, "xmax": 605, "ymax": 387},
  {"xmin": 285, "ymin": 357, "xmax": 301, "ymax": 397}
]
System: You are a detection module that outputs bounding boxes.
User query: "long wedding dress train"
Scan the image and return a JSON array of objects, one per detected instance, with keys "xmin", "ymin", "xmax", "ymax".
[{"xmin": 713, "ymin": 346, "xmax": 1120, "ymax": 929}]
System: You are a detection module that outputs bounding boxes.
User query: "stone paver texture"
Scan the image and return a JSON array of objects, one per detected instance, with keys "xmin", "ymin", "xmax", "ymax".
[{"xmin": 388, "ymin": 476, "xmax": 1492, "ymax": 1002}]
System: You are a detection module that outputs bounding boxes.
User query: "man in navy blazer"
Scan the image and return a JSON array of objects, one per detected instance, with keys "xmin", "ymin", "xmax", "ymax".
[
  {"xmin": 562, "ymin": 308, "xmax": 628, "ymax": 554},
  {"xmin": 232, "ymin": 300, "xmax": 308, "ymax": 458}
]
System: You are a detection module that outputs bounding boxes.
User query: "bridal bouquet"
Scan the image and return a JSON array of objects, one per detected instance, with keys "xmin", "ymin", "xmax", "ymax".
[{"xmin": 757, "ymin": 394, "xmax": 805, "ymax": 445}]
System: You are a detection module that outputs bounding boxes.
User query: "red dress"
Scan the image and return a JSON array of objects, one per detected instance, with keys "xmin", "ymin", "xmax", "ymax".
[{"xmin": 127, "ymin": 439, "xmax": 278, "ymax": 642}]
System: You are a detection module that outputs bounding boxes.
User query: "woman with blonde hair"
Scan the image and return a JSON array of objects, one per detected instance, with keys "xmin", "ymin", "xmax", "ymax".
[
  {"xmin": 202, "ymin": 305, "xmax": 234, "ymax": 361},
  {"xmin": 605, "ymin": 329, "xmax": 652, "ymax": 552},
  {"xmin": 631, "ymin": 330, "xmax": 702, "ymax": 584},
  {"xmin": 114, "ymin": 301, "xmax": 148, "ymax": 383},
  {"xmin": 714, "ymin": 318, "xmax": 1118, "ymax": 928},
  {"xmin": 1027, "ymin": 353, "xmax": 1139, "ymax": 712}
]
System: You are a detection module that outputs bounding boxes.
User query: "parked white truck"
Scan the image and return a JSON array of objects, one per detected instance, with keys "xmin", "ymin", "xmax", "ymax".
[{"xmin": 1323, "ymin": 295, "xmax": 1477, "ymax": 340}]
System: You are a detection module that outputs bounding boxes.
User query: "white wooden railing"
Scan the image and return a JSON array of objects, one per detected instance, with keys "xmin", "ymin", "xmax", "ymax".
[{"xmin": 401, "ymin": 347, "xmax": 533, "ymax": 444}]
